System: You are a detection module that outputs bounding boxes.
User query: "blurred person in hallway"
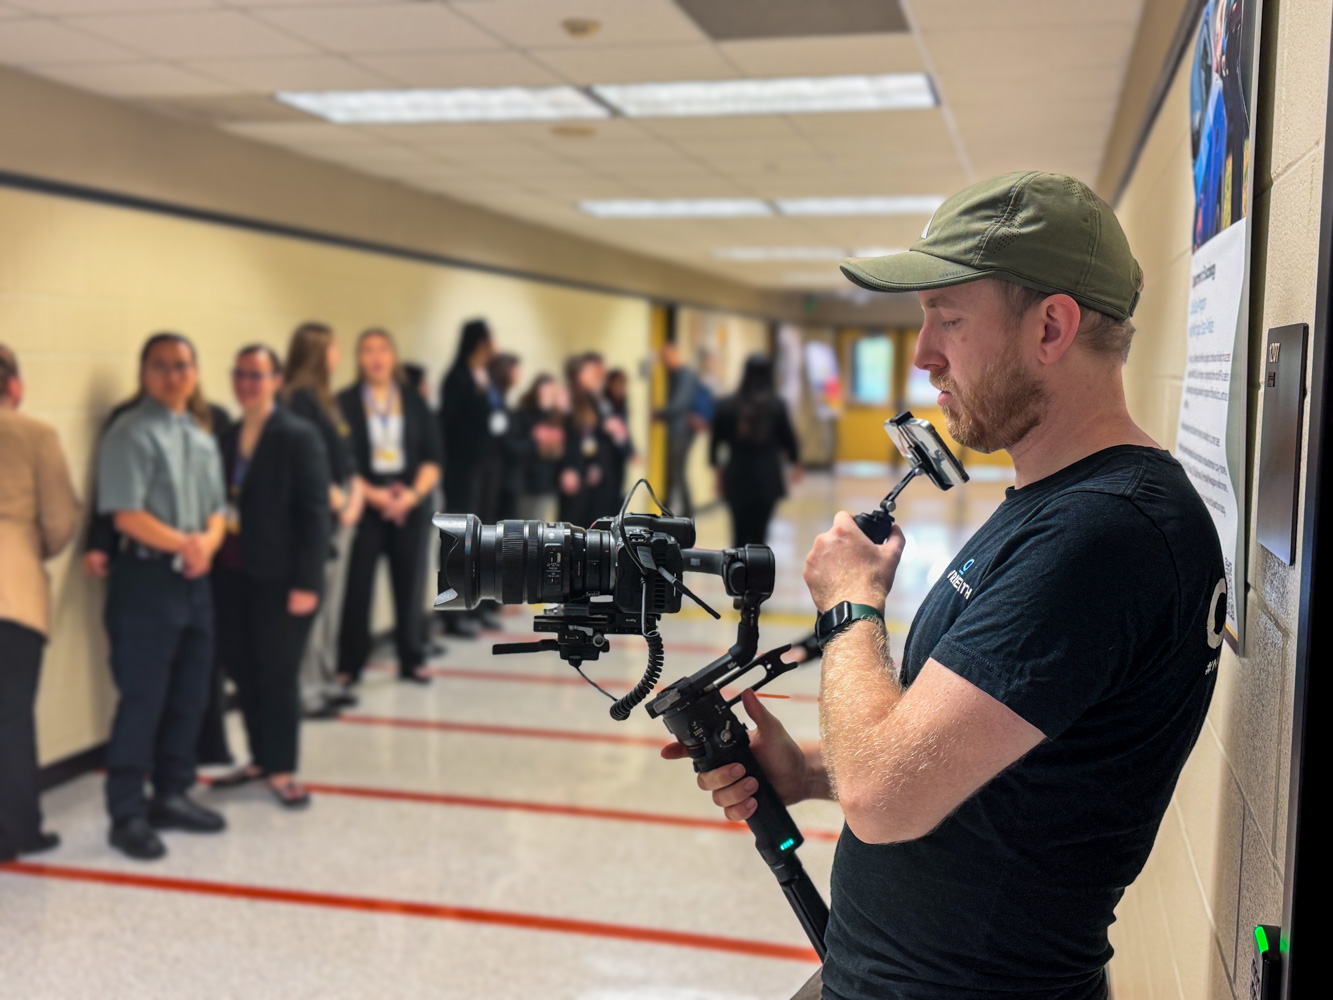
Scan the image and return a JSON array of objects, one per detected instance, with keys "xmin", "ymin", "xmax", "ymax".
[
  {"xmin": 0, "ymin": 345, "xmax": 80, "ymax": 862},
  {"xmin": 604, "ymin": 366, "xmax": 636, "ymax": 509},
  {"xmin": 653, "ymin": 342, "xmax": 702, "ymax": 517},
  {"xmin": 477, "ymin": 352, "xmax": 521, "ymax": 523},
  {"xmin": 670, "ymin": 173, "xmax": 1225, "ymax": 1000},
  {"xmin": 438, "ymin": 319, "xmax": 496, "ymax": 634},
  {"xmin": 211, "ymin": 345, "xmax": 330, "ymax": 808},
  {"xmin": 511, "ymin": 373, "xmax": 566, "ymax": 522},
  {"xmin": 97, "ymin": 332, "xmax": 227, "ymax": 861},
  {"xmin": 337, "ymin": 328, "xmax": 441, "ymax": 687},
  {"xmin": 281, "ymin": 322, "xmax": 364, "ymax": 719},
  {"xmin": 82, "ymin": 372, "xmax": 235, "ymax": 767},
  {"xmin": 558, "ymin": 353, "xmax": 621, "ymax": 526},
  {"xmin": 710, "ymin": 354, "xmax": 801, "ymax": 548}
]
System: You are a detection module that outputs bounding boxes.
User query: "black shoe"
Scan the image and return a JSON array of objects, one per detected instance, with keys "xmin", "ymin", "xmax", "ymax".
[
  {"xmin": 443, "ymin": 615, "xmax": 481, "ymax": 638},
  {"xmin": 303, "ymin": 700, "xmax": 343, "ymax": 720},
  {"xmin": 326, "ymin": 687, "xmax": 359, "ymax": 709},
  {"xmin": 109, "ymin": 818, "xmax": 166, "ymax": 860},
  {"xmin": 477, "ymin": 610, "xmax": 503, "ymax": 631},
  {"xmin": 19, "ymin": 831, "xmax": 60, "ymax": 856},
  {"xmin": 399, "ymin": 669, "xmax": 431, "ymax": 685},
  {"xmin": 148, "ymin": 794, "xmax": 226, "ymax": 833},
  {"xmin": 424, "ymin": 639, "xmax": 448, "ymax": 658}
]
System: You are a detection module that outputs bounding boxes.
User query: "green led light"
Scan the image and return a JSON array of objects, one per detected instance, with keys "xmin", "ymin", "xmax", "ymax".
[
  {"xmin": 1255, "ymin": 926, "xmax": 1269, "ymax": 954},
  {"xmin": 779, "ymin": 838, "xmax": 795, "ymax": 851}
]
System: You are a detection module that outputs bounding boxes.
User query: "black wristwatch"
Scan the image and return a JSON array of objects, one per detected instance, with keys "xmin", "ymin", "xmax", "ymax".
[{"xmin": 813, "ymin": 602, "xmax": 885, "ymax": 649}]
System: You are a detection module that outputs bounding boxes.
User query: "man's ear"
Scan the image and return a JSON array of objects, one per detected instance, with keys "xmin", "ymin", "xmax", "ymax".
[{"xmin": 1037, "ymin": 294, "xmax": 1082, "ymax": 365}]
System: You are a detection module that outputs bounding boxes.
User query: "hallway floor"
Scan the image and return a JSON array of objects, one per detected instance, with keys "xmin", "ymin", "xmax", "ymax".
[{"xmin": 0, "ymin": 467, "xmax": 1010, "ymax": 1000}]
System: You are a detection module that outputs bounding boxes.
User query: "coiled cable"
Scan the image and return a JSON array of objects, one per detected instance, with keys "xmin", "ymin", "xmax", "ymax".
[{"xmin": 610, "ymin": 628, "xmax": 663, "ymax": 721}]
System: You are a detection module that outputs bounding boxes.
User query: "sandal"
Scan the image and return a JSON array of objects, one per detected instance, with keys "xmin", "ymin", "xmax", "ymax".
[
  {"xmin": 211, "ymin": 766, "xmax": 264, "ymax": 789},
  {"xmin": 268, "ymin": 779, "xmax": 311, "ymax": 810}
]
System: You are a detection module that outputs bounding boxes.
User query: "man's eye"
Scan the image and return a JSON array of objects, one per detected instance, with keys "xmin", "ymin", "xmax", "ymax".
[{"xmin": 940, "ymin": 319, "xmax": 961, "ymax": 329}]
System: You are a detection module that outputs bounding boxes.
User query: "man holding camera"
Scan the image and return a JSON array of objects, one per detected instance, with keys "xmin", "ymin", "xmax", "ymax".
[{"xmin": 669, "ymin": 173, "xmax": 1227, "ymax": 1000}]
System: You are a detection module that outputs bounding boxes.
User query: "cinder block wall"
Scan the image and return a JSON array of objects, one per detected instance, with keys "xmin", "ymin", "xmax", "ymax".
[{"xmin": 1108, "ymin": 1, "xmax": 1327, "ymax": 995}]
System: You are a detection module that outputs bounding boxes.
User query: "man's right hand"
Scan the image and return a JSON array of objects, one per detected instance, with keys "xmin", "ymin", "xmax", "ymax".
[
  {"xmin": 82, "ymin": 551, "xmax": 110, "ymax": 579},
  {"xmin": 661, "ymin": 690, "xmax": 812, "ymax": 822}
]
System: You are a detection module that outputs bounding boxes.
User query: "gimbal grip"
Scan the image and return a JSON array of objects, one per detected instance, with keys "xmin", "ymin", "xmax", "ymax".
[
  {"xmin": 693, "ymin": 742, "xmax": 804, "ymax": 868},
  {"xmin": 853, "ymin": 509, "xmax": 896, "ymax": 544}
]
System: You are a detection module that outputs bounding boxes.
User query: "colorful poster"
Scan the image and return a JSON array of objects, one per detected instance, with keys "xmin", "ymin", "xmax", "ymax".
[{"xmin": 1176, "ymin": 0, "xmax": 1260, "ymax": 646}]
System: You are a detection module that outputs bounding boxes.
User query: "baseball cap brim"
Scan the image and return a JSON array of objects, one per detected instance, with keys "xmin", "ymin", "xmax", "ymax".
[{"xmin": 840, "ymin": 251, "xmax": 992, "ymax": 294}]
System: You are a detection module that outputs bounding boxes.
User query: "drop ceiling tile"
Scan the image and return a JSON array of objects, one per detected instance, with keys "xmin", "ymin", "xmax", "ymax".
[
  {"xmin": 788, "ymin": 108, "xmax": 952, "ymax": 143},
  {"xmin": 912, "ymin": 0, "xmax": 1143, "ymax": 29},
  {"xmin": 69, "ymin": 11, "xmax": 315, "ymax": 60},
  {"xmin": 718, "ymin": 33, "xmax": 924, "ymax": 77},
  {"xmin": 531, "ymin": 42, "xmax": 739, "ymax": 85},
  {"xmin": 450, "ymin": 0, "xmax": 706, "ymax": 49},
  {"xmin": 255, "ymin": 4, "xmax": 503, "ymax": 55},
  {"xmin": 190, "ymin": 55, "xmax": 393, "ymax": 91},
  {"xmin": 354, "ymin": 122, "xmax": 539, "ymax": 145},
  {"xmin": 355, "ymin": 50, "xmax": 560, "ymax": 88},
  {"xmin": 925, "ymin": 24, "xmax": 1134, "ymax": 74},
  {"xmin": 636, "ymin": 115, "xmax": 804, "ymax": 142},
  {"xmin": 11, "ymin": 0, "xmax": 210, "ymax": 11},
  {"xmin": 30, "ymin": 60, "xmax": 234, "ymax": 96},
  {"xmin": 0, "ymin": 18, "xmax": 136, "ymax": 64}
]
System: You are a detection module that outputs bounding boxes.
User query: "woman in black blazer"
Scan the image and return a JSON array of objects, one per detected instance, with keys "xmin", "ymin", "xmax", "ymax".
[
  {"xmin": 337, "ymin": 328, "xmax": 442, "ymax": 685},
  {"xmin": 212, "ymin": 345, "xmax": 331, "ymax": 807},
  {"xmin": 710, "ymin": 354, "xmax": 801, "ymax": 548}
]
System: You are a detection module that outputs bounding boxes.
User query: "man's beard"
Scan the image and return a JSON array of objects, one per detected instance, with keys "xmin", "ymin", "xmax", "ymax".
[{"xmin": 933, "ymin": 354, "xmax": 1048, "ymax": 454}]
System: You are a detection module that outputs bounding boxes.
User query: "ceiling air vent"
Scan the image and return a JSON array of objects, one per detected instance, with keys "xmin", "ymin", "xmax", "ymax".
[{"xmin": 675, "ymin": 0, "xmax": 907, "ymax": 40}]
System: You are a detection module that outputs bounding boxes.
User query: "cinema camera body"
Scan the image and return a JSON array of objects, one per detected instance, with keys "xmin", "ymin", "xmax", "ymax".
[{"xmin": 431, "ymin": 412, "xmax": 968, "ymax": 957}]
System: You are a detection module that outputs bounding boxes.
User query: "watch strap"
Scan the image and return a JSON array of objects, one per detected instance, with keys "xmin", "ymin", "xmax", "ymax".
[{"xmin": 814, "ymin": 602, "xmax": 885, "ymax": 648}]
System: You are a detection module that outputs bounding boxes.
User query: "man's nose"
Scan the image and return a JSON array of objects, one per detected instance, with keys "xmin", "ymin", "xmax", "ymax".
[{"xmin": 914, "ymin": 326, "xmax": 946, "ymax": 372}]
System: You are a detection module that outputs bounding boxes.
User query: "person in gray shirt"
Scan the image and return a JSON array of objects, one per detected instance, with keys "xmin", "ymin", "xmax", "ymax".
[
  {"xmin": 653, "ymin": 342, "xmax": 704, "ymax": 518},
  {"xmin": 97, "ymin": 332, "xmax": 228, "ymax": 861}
]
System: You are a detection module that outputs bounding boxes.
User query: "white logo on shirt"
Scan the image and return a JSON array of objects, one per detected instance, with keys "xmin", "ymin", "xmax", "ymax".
[
  {"xmin": 1204, "ymin": 576, "xmax": 1227, "ymax": 674},
  {"xmin": 946, "ymin": 558, "xmax": 975, "ymax": 600}
]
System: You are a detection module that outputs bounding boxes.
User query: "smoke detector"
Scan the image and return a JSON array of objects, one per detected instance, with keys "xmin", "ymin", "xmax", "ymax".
[{"xmin": 561, "ymin": 17, "xmax": 602, "ymax": 39}]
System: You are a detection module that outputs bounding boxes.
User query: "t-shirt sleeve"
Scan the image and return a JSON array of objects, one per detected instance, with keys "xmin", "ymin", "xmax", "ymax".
[
  {"xmin": 97, "ymin": 420, "xmax": 154, "ymax": 515},
  {"xmin": 928, "ymin": 494, "xmax": 1177, "ymax": 739}
]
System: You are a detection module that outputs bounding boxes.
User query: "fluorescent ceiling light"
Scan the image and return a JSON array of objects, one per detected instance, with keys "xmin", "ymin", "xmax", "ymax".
[
  {"xmin": 593, "ymin": 73, "xmax": 934, "ymax": 118},
  {"xmin": 580, "ymin": 199, "xmax": 772, "ymax": 219},
  {"xmin": 715, "ymin": 246, "xmax": 907, "ymax": 261},
  {"xmin": 777, "ymin": 196, "xmax": 945, "ymax": 216},
  {"xmin": 276, "ymin": 87, "xmax": 608, "ymax": 124}
]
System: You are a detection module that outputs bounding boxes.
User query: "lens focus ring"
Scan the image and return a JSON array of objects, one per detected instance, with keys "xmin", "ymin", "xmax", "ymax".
[{"xmin": 500, "ymin": 521, "xmax": 527, "ymax": 605}]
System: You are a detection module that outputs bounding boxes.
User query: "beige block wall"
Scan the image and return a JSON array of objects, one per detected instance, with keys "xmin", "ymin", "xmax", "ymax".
[
  {"xmin": 1107, "ymin": 1, "xmax": 1328, "ymax": 995},
  {"xmin": 0, "ymin": 181, "xmax": 665, "ymax": 766}
]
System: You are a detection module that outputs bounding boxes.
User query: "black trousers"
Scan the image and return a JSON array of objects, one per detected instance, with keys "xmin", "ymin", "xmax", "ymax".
[
  {"xmin": 213, "ymin": 569, "xmax": 313, "ymax": 775},
  {"xmin": 104, "ymin": 557, "xmax": 214, "ymax": 823},
  {"xmin": 0, "ymin": 621, "xmax": 45, "ymax": 856},
  {"xmin": 728, "ymin": 498, "xmax": 777, "ymax": 548},
  {"xmin": 665, "ymin": 430, "xmax": 695, "ymax": 518},
  {"xmin": 339, "ymin": 505, "xmax": 427, "ymax": 682}
]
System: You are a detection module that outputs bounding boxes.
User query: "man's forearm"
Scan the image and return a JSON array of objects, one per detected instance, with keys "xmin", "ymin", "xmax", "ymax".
[
  {"xmin": 804, "ymin": 746, "xmax": 836, "ymax": 802},
  {"xmin": 112, "ymin": 510, "xmax": 186, "ymax": 554},
  {"xmin": 819, "ymin": 621, "xmax": 904, "ymax": 801},
  {"xmin": 201, "ymin": 513, "xmax": 226, "ymax": 555}
]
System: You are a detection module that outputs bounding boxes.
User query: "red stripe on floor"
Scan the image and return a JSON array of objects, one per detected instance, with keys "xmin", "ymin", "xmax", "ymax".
[
  {"xmin": 282, "ymin": 781, "xmax": 841, "ymax": 843},
  {"xmin": 338, "ymin": 713, "xmax": 669, "ymax": 747},
  {"xmin": 0, "ymin": 862, "xmax": 819, "ymax": 963}
]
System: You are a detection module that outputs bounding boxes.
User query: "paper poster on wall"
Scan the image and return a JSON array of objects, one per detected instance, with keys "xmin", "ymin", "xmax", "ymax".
[{"xmin": 1175, "ymin": 0, "xmax": 1260, "ymax": 648}]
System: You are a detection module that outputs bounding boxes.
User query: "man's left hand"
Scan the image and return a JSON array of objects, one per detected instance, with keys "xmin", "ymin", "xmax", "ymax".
[{"xmin": 803, "ymin": 512, "xmax": 905, "ymax": 613}]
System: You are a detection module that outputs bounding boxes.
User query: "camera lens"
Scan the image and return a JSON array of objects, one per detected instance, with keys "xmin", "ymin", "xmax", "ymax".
[{"xmin": 434, "ymin": 514, "xmax": 617, "ymax": 609}]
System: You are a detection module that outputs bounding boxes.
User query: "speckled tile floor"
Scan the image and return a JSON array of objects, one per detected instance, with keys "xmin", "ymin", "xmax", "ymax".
[{"xmin": 0, "ymin": 468, "xmax": 1009, "ymax": 1000}]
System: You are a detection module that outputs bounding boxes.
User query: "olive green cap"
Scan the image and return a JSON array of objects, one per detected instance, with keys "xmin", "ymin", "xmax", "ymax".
[{"xmin": 840, "ymin": 171, "xmax": 1143, "ymax": 321}]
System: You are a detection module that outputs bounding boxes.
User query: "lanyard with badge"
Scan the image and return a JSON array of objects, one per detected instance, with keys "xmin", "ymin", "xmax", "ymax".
[
  {"xmin": 225, "ymin": 453, "xmax": 250, "ymax": 535},
  {"xmin": 365, "ymin": 384, "xmax": 405, "ymax": 474}
]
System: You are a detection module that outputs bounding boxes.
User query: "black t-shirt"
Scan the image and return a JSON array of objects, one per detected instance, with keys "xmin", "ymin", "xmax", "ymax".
[{"xmin": 822, "ymin": 446, "xmax": 1227, "ymax": 1000}]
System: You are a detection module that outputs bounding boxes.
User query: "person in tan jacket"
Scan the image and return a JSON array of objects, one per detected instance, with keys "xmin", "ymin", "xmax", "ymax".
[{"xmin": 0, "ymin": 344, "xmax": 80, "ymax": 862}]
